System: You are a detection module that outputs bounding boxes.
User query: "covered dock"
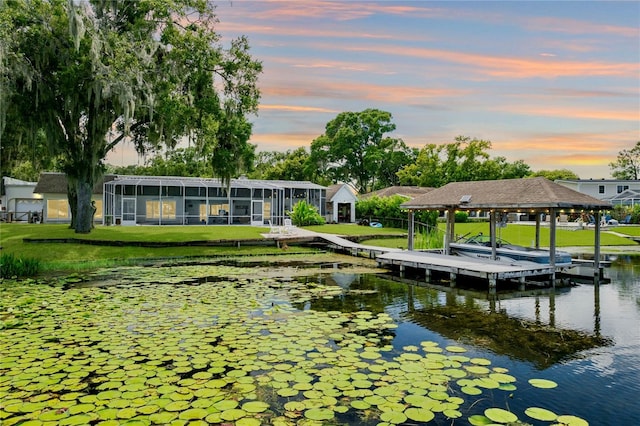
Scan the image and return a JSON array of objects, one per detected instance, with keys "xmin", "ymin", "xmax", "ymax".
[{"xmin": 400, "ymin": 177, "xmax": 612, "ymax": 286}]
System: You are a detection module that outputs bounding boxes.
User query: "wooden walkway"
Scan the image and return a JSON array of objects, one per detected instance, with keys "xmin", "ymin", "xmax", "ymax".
[{"xmin": 266, "ymin": 229, "xmax": 560, "ymax": 289}]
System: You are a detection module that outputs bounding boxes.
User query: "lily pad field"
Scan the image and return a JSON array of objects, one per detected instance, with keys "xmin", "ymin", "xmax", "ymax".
[{"xmin": 1, "ymin": 257, "xmax": 639, "ymax": 425}]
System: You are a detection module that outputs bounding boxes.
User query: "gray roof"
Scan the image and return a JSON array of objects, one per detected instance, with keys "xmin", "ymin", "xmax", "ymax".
[
  {"xmin": 106, "ymin": 175, "xmax": 326, "ymax": 190},
  {"xmin": 401, "ymin": 177, "xmax": 612, "ymax": 211},
  {"xmin": 33, "ymin": 172, "xmax": 116, "ymax": 194},
  {"xmin": 359, "ymin": 186, "xmax": 434, "ymax": 200},
  {"xmin": 606, "ymin": 188, "xmax": 640, "ymax": 201},
  {"xmin": 326, "ymin": 184, "xmax": 356, "ymax": 201},
  {"xmin": 35, "ymin": 172, "xmax": 327, "ymax": 194}
]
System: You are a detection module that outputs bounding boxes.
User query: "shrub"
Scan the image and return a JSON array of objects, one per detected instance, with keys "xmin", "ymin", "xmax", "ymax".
[
  {"xmin": 289, "ymin": 200, "xmax": 325, "ymax": 226},
  {"xmin": 356, "ymin": 195, "xmax": 438, "ymax": 229},
  {"xmin": 0, "ymin": 253, "xmax": 41, "ymax": 278},
  {"xmin": 455, "ymin": 211, "xmax": 469, "ymax": 223}
]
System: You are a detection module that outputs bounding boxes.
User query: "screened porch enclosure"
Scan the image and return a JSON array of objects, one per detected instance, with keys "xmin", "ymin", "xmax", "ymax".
[{"xmin": 103, "ymin": 176, "xmax": 326, "ymax": 226}]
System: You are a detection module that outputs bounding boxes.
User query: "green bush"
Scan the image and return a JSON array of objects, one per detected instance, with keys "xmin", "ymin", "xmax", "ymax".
[
  {"xmin": 0, "ymin": 253, "xmax": 41, "ymax": 278},
  {"xmin": 455, "ymin": 211, "xmax": 469, "ymax": 223},
  {"xmin": 289, "ymin": 200, "xmax": 325, "ymax": 226},
  {"xmin": 356, "ymin": 195, "xmax": 438, "ymax": 229}
]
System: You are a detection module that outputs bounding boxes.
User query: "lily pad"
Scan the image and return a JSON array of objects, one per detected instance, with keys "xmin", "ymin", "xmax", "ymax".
[
  {"xmin": 380, "ymin": 410, "xmax": 407, "ymax": 424},
  {"xmin": 241, "ymin": 401, "xmax": 269, "ymax": 413},
  {"xmin": 304, "ymin": 407, "xmax": 334, "ymax": 421},
  {"xmin": 529, "ymin": 378, "xmax": 558, "ymax": 389},
  {"xmin": 484, "ymin": 407, "xmax": 518, "ymax": 423},
  {"xmin": 405, "ymin": 407, "xmax": 435, "ymax": 422},
  {"xmin": 178, "ymin": 408, "xmax": 208, "ymax": 420},
  {"xmin": 556, "ymin": 414, "xmax": 589, "ymax": 426},
  {"xmin": 525, "ymin": 406, "xmax": 557, "ymax": 421}
]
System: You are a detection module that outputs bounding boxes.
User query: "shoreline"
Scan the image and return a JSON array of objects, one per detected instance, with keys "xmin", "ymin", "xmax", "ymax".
[{"xmin": 562, "ymin": 245, "xmax": 640, "ymax": 255}]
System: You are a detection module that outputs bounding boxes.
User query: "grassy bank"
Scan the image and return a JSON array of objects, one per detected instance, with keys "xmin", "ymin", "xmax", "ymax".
[
  {"xmin": 1, "ymin": 222, "xmax": 637, "ymax": 273},
  {"xmin": 360, "ymin": 222, "xmax": 639, "ymax": 250}
]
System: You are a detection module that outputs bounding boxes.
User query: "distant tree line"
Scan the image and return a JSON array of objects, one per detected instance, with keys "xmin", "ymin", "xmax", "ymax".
[{"xmin": 12, "ymin": 101, "xmax": 630, "ymax": 196}]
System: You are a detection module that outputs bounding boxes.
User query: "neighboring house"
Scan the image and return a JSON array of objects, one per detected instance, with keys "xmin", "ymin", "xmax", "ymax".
[
  {"xmin": 606, "ymin": 188, "xmax": 640, "ymax": 208},
  {"xmin": 555, "ymin": 179, "xmax": 640, "ymax": 201},
  {"xmin": 33, "ymin": 172, "xmax": 327, "ymax": 226},
  {"xmin": 0, "ymin": 176, "xmax": 43, "ymax": 222},
  {"xmin": 33, "ymin": 173, "xmax": 115, "ymax": 224},
  {"xmin": 325, "ymin": 184, "xmax": 357, "ymax": 223},
  {"xmin": 358, "ymin": 185, "xmax": 434, "ymax": 200}
]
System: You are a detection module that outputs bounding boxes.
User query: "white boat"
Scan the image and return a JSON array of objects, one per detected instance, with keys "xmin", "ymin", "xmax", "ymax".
[{"xmin": 450, "ymin": 234, "xmax": 573, "ymax": 267}]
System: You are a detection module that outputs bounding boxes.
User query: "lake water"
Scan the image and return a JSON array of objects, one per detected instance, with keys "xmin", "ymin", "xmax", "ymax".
[
  {"xmin": 1, "ymin": 255, "xmax": 638, "ymax": 425},
  {"xmin": 312, "ymin": 255, "xmax": 640, "ymax": 425}
]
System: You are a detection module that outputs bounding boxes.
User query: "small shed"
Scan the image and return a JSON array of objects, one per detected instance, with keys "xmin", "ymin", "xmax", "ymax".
[
  {"xmin": 326, "ymin": 184, "xmax": 357, "ymax": 223},
  {"xmin": 1, "ymin": 176, "xmax": 43, "ymax": 222},
  {"xmin": 401, "ymin": 177, "xmax": 613, "ymax": 276}
]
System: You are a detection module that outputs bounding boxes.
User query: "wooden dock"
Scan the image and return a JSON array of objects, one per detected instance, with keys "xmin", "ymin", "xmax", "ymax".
[
  {"xmin": 376, "ymin": 251, "xmax": 556, "ymax": 289},
  {"xmin": 267, "ymin": 229, "xmax": 565, "ymax": 289}
]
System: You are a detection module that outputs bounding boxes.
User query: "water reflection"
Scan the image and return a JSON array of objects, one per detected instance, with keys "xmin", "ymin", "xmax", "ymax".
[
  {"xmin": 300, "ymin": 272, "xmax": 613, "ymax": 369},
  {"xmin": 297, "ymin": 257, "xmax": 640, "ymax": 424},
  {"xmin": 404, "ymin": 283, "xmax": 611, "ymax": 369}
]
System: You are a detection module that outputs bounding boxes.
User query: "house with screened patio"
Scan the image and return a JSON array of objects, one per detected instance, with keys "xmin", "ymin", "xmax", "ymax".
[{"xmin": 34, "ymin": 172, "xmax": 327, "ymax": 226}]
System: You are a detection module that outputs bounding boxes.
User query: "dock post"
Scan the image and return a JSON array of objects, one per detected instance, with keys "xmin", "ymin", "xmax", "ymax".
[
  {"xmin": 489, "ymin": 275, "xmax": 497, "ymax": 290},
  {"xmin": 424, "ymin": 267, "xmax": 431, "ymax": 282},
  {"xmin": 519, "ymin": 276, "xmax": 525, "ymax": 291},
  {"xmin": 594, "ymin": 211, "xmax": 601, "ymax": 281},
  {"xmin": 449, "ymin": 272, "xmax": 456, "ymax": 287}
]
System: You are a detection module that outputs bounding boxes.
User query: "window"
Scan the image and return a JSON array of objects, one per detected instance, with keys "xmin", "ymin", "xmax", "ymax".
[
  {"xmin": 617, "ymin": 185, "xmax": 629, "ymax": 194},
  {"xmin": 47, "ymin": 199, "xmax": 69, "ymax": 219},
  {"xmin": 146, "ymin": 201, "xmax": 176, "ymax": 219},
  {"xmin": 598, "ymin": 185, "xmax": 605, "ymax": 194},
  {"xmin": 186, "ymin": 187, "xmax": 206, "ymax": 197},
  {"xmin": 93, "ymin": 199, "xmax": 103, "ymax": 219},
  {"xmin": 209, "ymin": 203, "xmax": 230, "ymax": 216}
]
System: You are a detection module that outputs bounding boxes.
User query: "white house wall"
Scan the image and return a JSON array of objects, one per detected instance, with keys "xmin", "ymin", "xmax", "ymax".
[
  {"xmin": 329, "ymin": 185, "xmax": 357, "ymax": 223},
  {"xmin": 556, "ymin": 180, "xmax": 640, "ymax": 201}
]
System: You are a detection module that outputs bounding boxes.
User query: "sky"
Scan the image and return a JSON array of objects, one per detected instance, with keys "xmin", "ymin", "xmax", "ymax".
[{"xmin": 106, "ymin": 0, "xmax": 640, "ymax": 179}]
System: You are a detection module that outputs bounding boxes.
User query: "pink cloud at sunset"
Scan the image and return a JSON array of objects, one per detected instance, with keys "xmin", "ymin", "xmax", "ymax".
[{"xmin": 106, "ymin": 1, "xmax": 639, "ymax": 180}]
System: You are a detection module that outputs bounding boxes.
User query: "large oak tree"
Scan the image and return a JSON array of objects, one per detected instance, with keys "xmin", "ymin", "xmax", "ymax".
[
  {"xmin": 397, "ymin": 136, "xmax": 530, "ymax": 187},
  {"xmin": 1, "ymin": 0, "xmax": 261, "ymax": 232},
  {"xmin": 309, "ymin": 109, "xmax": 415, "ymax": 193}
]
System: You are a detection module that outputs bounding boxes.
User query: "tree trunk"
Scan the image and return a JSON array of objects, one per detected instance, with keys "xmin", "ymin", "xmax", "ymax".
[
  {"xmin": 75, "ymin": 179, "xmax": 94, "ymax": 233},
  {"xmin": 67, "ymin": 179, "xmax": 78, "ymax": 230}
]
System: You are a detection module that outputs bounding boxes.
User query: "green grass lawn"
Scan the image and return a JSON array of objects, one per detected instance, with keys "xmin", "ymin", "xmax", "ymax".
[
  {"xmin": 360, "ymin": 222, "xmax": 637, "ymax": 249},
  {"xmin": 0, "ymin": 223, "xmax": 403, "ymax": 271},
  {"xmin": 613, "ymin": 225, "xmax": 640, "ymax": 236},
  {"xmin": 1, "ymin": 222, "xmax": 636, "ymax": 272},
  {"xmin": 0, "ymin": 224, "xmax": 288, "ymax": 270}
]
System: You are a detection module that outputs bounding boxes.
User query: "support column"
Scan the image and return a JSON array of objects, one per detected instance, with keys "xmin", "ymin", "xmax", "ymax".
[
  {"xmin": 549, "ymin": 207, "xmax": 557, "ymax": 286},
  {"xmin": 407, "ymin": 210, "xmax": 415, "ymax": 251},
  {"xmin": 444, "ymin": 209, "xmax": 455, "ymax": 255},
  {"xmin": 489, "ymin": 210, "xmax": 497, "ymax": 261},
  {"xmin": 489, "ymin": 275, "xmax": 497, "ymax": 290},
  {"xmin": 535, "ymin": 212, "xmax": 541, "ymax": 249},
  {"xmin": 594, "ymin": 211, "xmax": 601, "ymax": 278}
]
